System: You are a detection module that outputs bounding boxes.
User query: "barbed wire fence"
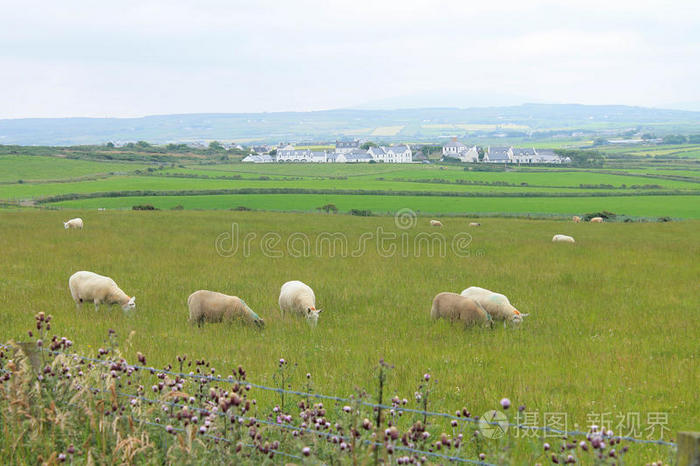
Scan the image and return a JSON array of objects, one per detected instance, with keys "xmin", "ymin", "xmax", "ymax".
[{"xmin": 0, "ymin": 341, "xmax": 679, "ymax": 464}]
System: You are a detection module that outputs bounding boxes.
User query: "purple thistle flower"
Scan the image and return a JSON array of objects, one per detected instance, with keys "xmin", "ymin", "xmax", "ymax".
[{"xmin": 500, "ymin": 398, "xmax": 511, "ymax": 410}]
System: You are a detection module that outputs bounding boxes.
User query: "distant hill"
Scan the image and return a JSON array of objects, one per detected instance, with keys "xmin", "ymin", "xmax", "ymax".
[{"xmin": 1, "ymin": 104, "xmax": 699, "ymax": 146}]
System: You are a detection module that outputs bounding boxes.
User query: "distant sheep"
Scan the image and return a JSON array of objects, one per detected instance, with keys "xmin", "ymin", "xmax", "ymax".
[
  {"xmin": 187, "ymin": 290, "xmax": 264, "ymax": 327},
  {"xmin": 98, "ymin": 208, "xmax": 106, "ymax": 211},
  {"xmin": 469, "ymin": 222, "xmax": 481, "ymax": 227},
  {"xmin": 69, "ymin": 271, "xmax": 135, "ymax": 311},
  {"xmin": 590, "ymin": 217, "xmax": 604, "ymax": 223},
  {"xmin": 279, "ymin": 280, "xmax": 321, "ymax": 326},
  {"xmin": 430, "ymin": 292, "xmax": 492, "ymax": 328},
  {"xmin": 460, "ymin": 286, "xmax": 528, "ymax": 327},
  {"xmin": 572, "ymin": 216, "xmax": 581, "ymax": 223},
  {"xmin": 552, "ymin": 234, "xmax": 575, "ymax": 243},
  {"xmin": 63, "ymin": 218, "xmax": 84, "ymax": 229},
  {"xmin": 430, "ymin": 220, "xmax": 443, "ymax": 227}
]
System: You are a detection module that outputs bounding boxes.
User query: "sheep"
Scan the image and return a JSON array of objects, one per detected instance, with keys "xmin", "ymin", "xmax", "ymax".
[
  {"xmin": 572, "ymin": 216, "xmax": 581, "ymax": 223},
  {"xmin": 469, "ymin": 222, "xmax": 481, "ymax": 227},
  {"xmin": 187, "ymin": 290, "xmax": 264, "ymax": 327},
  {"xmin": 460, "ymin": 286, "xmax": 528, "ymax": 327},
  {"xmin": 278, "ymin": 280, "xmax": 321, "ymax": 326},
  {"xmin": 68, "ymin": 271, "xmax": 135, "ymax": 311},
  {"xmin": 552, "ymin": 234, "xmax": 575, "ymax": 243},
  {"xmin": 430, "ymin": 220, "xmax": 443, "ymax": 227},
  {"xmin": 590, "ymin": 217, "xmax": 604, "ymax": 223},
  {"xmin": 430, "ymin": 292, "xmax": 492, "ymax": 328},
  {"xmin": 63, "ymin": 218, "xmax": 84, "ymax": 229}
]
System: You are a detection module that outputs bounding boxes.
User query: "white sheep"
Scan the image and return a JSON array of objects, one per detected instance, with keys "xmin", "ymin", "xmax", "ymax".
[
  {"xmin": 63, "ymin": 218, "xmax": 84, "ymax": 229},
  {"xmin": 187, "ymin": 290, "xmax": 264, "ymax": 327},
  {"xmin": 68, "ymin": 271, "xmax": 135, "ymax": 311},
  {"xmin": 590, "ymin": 217, "xmax": 604, "ymax": 223},
  {"xmin": 552, "ymin": 234, "xmax": 575, "ymax": 243},
  {"xmin": 469, "ymin": 222, "xmax": 481, "ymax": 227},
  {"xmin": 460, "ymin": 286, "xmax": 528, "ymax": 327},
  {"xmin": 430, "ymin": 220, "xmax": 443, "ymax": 227},
  {"xmin": 430, "ymin": 292, "xmax": 492, "ymax": 328},
  {"xmin": 278, "ymin": 280, "xmax": 321, "ymax": 326},
  {"xmin": 572, "ymin": 216, "xmax": 581, "ymax": 223}
]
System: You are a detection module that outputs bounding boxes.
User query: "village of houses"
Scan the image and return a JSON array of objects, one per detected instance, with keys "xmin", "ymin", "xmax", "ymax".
[{"xmin": 241, "ymin": 139, "xmax": 570, "ymax": 164}]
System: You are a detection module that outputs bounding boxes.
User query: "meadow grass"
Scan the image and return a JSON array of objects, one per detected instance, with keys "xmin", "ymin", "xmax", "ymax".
[
  {"xmin": 0, "ymin": 211, "xmax": 697, "ymax": 460},
  {"xmin": 53, "ymin": 193, "xmax": 700, "ymax": 218},
  {"xmin": 0, "ymin": 155, "xmax": 150, "ymax": 182}
]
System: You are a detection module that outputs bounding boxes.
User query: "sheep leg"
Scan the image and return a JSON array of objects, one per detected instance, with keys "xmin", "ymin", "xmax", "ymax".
[{"xmin": 94, "ymin": 299, "xmax": 100, "ymax": 311}]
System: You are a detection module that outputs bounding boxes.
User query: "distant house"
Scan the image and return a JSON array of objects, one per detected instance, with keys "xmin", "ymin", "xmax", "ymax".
[
  {"xmin": 276, "ymin": 148, "xmax": 330, "ymax": 162},
  {"xmin": 335, "ymin": 140, "xmax": 360, "ymax": 154},
  {"xmin": 511, "ymin": 147, "xmax": 537, "ymax": 164},
  {"xmin": 338, "ymin": 149, "xmax": 372, "ymax": 163},
  {"xmin": 368, "ymin": 145, "xmax": 412, "ymax": 163},
  {"xmin": 242, "ymin": 154, "xmax": 274, "ymax": 163},
  {"xmin": 252, "ymin": 145, "xmax": 269, "ymax": 154},
  {"xmin": 484, "ymin": 146, "xmax": 514, "ymax": 163},
  {"xmin": 412, "ymin": 150, "xmax": 428, "ymax": 162},
  {"xmin": 442, "ymin": 138, "xmax": 479, "ymax": 162}
]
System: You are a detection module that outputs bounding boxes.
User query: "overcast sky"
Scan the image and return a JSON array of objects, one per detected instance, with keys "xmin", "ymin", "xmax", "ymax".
[{"xmin": 1, "ymin": 0, "xmax": 699, "ymax": 118}]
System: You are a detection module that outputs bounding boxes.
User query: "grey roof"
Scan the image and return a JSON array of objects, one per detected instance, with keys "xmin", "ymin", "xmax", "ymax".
[
  {"xmin": 536, "ymin": 149, "xmax": 557, "ymax": 157},
  {"xmin": 345, "ymin": 149, "xmax": 372, "ymax": 160},
  {"xmin": 368, "ymin": 146, "xmax": 386, "ymax": 156},
  {"xmin": 444, "ymin": 140, "xmax": 467, "ymax": 148},
  {"xmin": 389, "ymin": 145, "xmax": 409, "ymax": 152},
  {"xmin": 513, "ymin": 147, "xmax": 536, "ymax": 156},
  {"xmin": 336, "ymin": 140, "xmax": 359, "ymax": 148}
]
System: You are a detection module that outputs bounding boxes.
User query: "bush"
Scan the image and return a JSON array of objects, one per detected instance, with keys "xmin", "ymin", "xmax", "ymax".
[
  {"xmin": 350, "ymin": 209, "xmax": 372, "ymax": 216},
  {"xmin": 657, "ymin": 216, "xmax": 672, "ymax": 222},
  {"xmin": 583, "ymin": 211, "xmax": 617, "ymax": 221},
  {"xmin": 232, "ymin": 206, "xmax": 252, "ymax": 211},
  {"xmin": 170, "ymin": 205, "xmax": 184, "ymax": 210},
  {"xmin": 132, "ymin": 204, "xmax": 158, "ymax": 211}
]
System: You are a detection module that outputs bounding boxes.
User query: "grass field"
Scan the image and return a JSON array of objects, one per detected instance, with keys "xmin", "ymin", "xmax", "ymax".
[
  {"xmin": 54, "ymin": 193, "xmax": 700, "ymax": 218},
  {"xmin": 0, "ymin": 210, "xmax": 697, "ymax": 463},
  {"xmin": 0, "ymin": 155, "xmax": 150, "ymax": 182}
]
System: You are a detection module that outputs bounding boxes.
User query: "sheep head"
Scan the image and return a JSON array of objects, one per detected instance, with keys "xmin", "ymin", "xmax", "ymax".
[
  {"xmin": 122, "ymin": 296, "xmax": 136, "ymax": 311},
  {"xmin": 306, "ymin": 307, "xmax": 322, "ymax": 326}
]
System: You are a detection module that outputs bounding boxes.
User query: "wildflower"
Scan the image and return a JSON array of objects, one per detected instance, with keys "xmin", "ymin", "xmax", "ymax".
[
  {"xmin": 544, "ymin": 443, "xmax": 551, "ymax": 451},
  {"xmin": 58, "ymin": 453, "xmax": 66, "ymax": 462},
  {"xmin": 500, "ymin": 398, "xmax": 511, "ymax": 409},
  {"xmin": 423, "ymin": 373, "xmax": 430, "ymax": 381},
  {"xmin": 302, "ymin": 446, "xmax": 311, "ymax": 457},
  {"xmin": 343, "ymin": 405, "xmax": 351, "ymax": 413},
  {"xmin": 451, "ymin": 420, "xmax": 458, "ymax": 427},
  {"xmin": 479, "ymin": 453, "xmax": 486, "ymax": 460},
  {"xmin": 166, "ymin": 425, "xmax": 174, "ymax": 434}
]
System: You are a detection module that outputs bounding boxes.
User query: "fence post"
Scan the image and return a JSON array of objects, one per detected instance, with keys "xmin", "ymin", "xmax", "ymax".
[{"xmin": 678, "ymin": 432, "xmax": 700, "ymax": 466}]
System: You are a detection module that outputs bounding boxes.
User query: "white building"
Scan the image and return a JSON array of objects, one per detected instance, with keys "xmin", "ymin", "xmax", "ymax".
[
  {"xmin": 335, "ymin": 140, "xmax": 360, "ymax": 154},
  {"xmin": 367, "ymin": 145, "xmax": 412, "ymax": 163},
  {"xmin": 442, "ymin": 138, "xmax": 479, "ymax": 162},
  {"xmin": 483, "ymin": 146, "xmax": 514, "ymax": 163},
  {"xmin": 241, "ymin": 154, "xmax": 274, "ymax": 163}
]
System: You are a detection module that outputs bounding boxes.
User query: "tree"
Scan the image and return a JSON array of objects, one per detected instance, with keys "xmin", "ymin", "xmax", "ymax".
[
  {"xmin": 208, "ymin": 141, "xmax": 224, "ymax": 151},
  {"xmin": 361, "ymin": 142, "xmax": 378, "ymax": 150},
  {"xmin": 105, "ymin": 142, "xmax": 115, "ymax": 148},
  {"xmin": 318, "ymin": 204, "xmax": 338, "ymax": 214},
  {"xmin": 662, "ymin": 135, "xmax": 687, "ymax": 144},
  {"xmin": 477, "ymin": 147, "xmax": 485, "ymax": 161}
]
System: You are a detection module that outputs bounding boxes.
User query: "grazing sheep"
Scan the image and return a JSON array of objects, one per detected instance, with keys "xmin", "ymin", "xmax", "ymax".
[
  {"xmin": 590, "ymin": 217, "xmax": 604, "ymax": 223},
  {"xmin": 279, "ymin": 280, "xmax": 321, "ymax": 326},
  {"xmin": 98, "ymin": 208, "xmax": 106, "ymax": 211},
  {"xmin": 63, "ymin": 218, "xmax": 84, "ymax": 229},
  {"xmin": 469, "ymin": 222, "xmax": 481, "ymax": 227},
  {"xmin": 430, "ymin": 292, "xmax": 492, "ymax": 328},
  {"xmin": 68, "ymin": 271, "xmax": 135, "ymax": 311},
  {"xmin": 572, "ymin": 216, "xmax": 581, "ymax": 223},
  {"xmin": 429, "ymin": 219, "xmax": 443, "ymax": 227},
  {"xmin": 460, "ymin": 286, "xmax": 528, "ymax": 327},
  {"xmin": 187, "ymin": 290, "xmax": 264, "ymax": 327},
  {"xmin": 552, "ymin": 234, "xmax": 575, "ymax": 243}
]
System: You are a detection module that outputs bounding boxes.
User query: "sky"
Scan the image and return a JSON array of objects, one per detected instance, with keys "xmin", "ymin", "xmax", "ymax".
[{"xmin": 1, "ymin": 0, "xmax": 699, "ymax": 118}]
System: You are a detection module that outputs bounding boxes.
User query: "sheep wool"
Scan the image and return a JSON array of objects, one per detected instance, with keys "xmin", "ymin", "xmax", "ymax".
[
  {"xmin": 187, "ymin": 290, "xmax": 264, "ymax": 327},
  {"xmin": 430, "ymin": 292, "xmax": 491, "ymax": 328},
  {"xmin": 460, "ymin": 286, "xmax": 527, "ymax": 327},
  {"xmin": 279, "ymin": 280, "xmax": 321, "ymax": 326},
  {"xmin": 69, "ymin": 271, "xmax": 135, "ymax": 311}
]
